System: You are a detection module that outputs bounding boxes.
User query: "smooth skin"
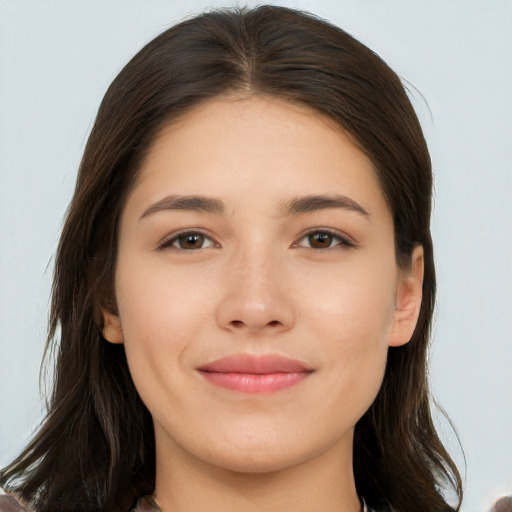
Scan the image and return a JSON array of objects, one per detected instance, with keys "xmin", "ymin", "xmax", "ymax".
[{"xmin": 102, "ymin": 95, "xmax": 424, "ymax": 512}]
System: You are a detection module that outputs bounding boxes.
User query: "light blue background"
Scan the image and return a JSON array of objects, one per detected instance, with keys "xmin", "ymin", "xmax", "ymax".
[{"xmin": 1, "ymin": 1, "xmax": 511, "ymax": 510}]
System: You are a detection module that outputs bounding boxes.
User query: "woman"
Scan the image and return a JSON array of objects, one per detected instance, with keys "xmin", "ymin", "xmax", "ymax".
[{"xmin": 0, "ymin": 5, "xmax": 463, "ymax": 511}]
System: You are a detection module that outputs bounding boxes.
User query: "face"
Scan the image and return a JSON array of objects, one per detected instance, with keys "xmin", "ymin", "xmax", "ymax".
[{"xmin": 103, "ymin": 95, "xmax": 423, "ymax": 476}]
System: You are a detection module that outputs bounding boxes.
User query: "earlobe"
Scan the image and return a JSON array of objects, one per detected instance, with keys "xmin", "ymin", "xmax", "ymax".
[
  {"xmin": 389, "ymin": 245, "xmax": 424, "ymax": 347},
  {"xmin": 101, "ymin": 310, "xmax": 124, "ymax": 344}
]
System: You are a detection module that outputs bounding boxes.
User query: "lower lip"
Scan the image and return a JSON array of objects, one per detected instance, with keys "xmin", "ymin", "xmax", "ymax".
[{"xmin": 199, "ymin": 371, "xmax": 311, "ymax": 393}]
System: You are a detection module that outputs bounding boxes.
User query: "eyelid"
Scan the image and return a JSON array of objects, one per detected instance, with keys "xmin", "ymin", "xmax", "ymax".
[
  {"xmin": 156, "ymin": 228, "xmax": 219, "ymax": 251},
  {"xmin": 292, "ymin": 228, "xmax": 357, "ymax": 250},
  {"xmin": 154, "ymin": 227, "xmax": 357, "ymax": 251}
]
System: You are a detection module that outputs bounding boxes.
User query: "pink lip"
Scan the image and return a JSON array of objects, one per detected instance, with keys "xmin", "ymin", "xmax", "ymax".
[{"xmin": 197, "ymin": 354, "xmax": 313, "ymax": 394}]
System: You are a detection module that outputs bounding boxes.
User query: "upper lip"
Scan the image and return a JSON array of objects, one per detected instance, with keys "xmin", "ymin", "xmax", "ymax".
[{"xmin": 197, "ymin": 354, "xmax": 313, "ymax": 374}]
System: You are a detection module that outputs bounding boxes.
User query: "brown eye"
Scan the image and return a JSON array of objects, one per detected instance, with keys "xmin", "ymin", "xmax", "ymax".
[
  {"xmin": 178, "ymin": 234, "xmax": 205, "ymax": 249},
  {"xmin": 308, "ymin": 233, "xmax": 334, "ymax": 248},
  {"xmin": 296, "ymin": 231, "xmax": 353, "ymax": 250},
  {"xmin": 163, "ymin": 232, "xmax": 215, "ymax": 250}
]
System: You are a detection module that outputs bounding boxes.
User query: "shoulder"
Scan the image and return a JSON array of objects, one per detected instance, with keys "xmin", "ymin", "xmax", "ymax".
[
  {"xmin": 131, "ymin": 495, "xmax": 160, "ymax": 512},
  {"xmin": 0, "ymin": 493, "xmax": 26, "ymax": 512}
]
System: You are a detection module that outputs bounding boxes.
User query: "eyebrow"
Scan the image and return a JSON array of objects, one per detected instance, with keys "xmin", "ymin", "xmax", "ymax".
[
  {"xmin": 140, "ymin": 194, "xmax": 225, "ymax": 220},
  {"xmin": 280, "ymin": 194, "xmax": 369, "ymax": 218},
  {"xmin": 139, "ymin": 193, "xmax": 369, "ymax": 221}
]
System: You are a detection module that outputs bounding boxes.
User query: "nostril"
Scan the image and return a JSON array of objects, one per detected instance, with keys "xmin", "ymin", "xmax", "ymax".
[{"xmin": 229, "ymin": 319, "xmax": 282, "ymax": 328}]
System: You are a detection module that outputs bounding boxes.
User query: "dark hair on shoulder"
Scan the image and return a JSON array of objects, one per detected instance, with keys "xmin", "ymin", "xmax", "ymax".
[{"xmin": 1, "ymin": 5, "xmax": 463, "ymax": 511}]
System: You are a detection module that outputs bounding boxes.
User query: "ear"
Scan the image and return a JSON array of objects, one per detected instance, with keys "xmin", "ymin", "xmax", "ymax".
[
  {"xmin": 389, "ymin": 245, "xmax": 424, "ymax": 347},
  {"xmin": 101, "ymin": 310, "xmax": 124, "ymax": 344}
]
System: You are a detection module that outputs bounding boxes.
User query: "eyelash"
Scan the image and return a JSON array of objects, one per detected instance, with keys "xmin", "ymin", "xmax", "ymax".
[
  {"xmin": 294, "ymin": 229, "xmax": 356, "ymax": 250},
  {"xmin": 158, "ymin": 230, "xmax": 217, "ymax": 251},
  {"xmin": 157, "ymin": 229, "xmax": 356, "ymax": 252}
]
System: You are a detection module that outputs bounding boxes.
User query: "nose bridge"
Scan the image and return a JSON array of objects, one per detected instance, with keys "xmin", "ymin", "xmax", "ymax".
[
  {"xmin": 239, "ymin": 245, "xmax": 275, "ymax": 294},
  {"xmin": 216, "ymin": 242, "xmax": 295, "ymax": 333}
]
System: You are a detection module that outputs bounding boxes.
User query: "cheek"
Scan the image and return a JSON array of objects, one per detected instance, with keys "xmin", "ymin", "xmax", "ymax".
[
  {"xmin": 300, "ymin": 259, "xmax": 397, "ymax": 409},
  {"xmin": 304, "ymin": 305, "xmax": 390, "ymax": 435},
  {"xmin": 113, "ymin": 257, "xmax": 214, "ymax": 398},
  {"xmin": 116, "ymin": 252, "xmax": 213, "ymax": 337},
  {"xmin": 302, "ymin": 253, "xmax": 397, "ymax": 349},
  {"xmin": 318, "ymin": 293, "xmax": 391, "ymax": 386}
]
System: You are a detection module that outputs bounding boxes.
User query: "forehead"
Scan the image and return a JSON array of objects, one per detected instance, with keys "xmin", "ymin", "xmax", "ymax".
[{"xmin": 127, "ymin": 95, "xmax": 388, "ymax": 218}]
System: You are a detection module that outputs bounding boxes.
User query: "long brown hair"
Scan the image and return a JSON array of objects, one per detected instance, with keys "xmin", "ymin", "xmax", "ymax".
[{"xmin": 1, "ymin": 6, "xmax": 463, "ymax": 511}]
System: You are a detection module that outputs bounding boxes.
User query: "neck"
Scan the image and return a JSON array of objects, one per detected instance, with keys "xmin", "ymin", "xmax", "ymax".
[{"xmin": 153, "ymin": 431, "xmax": 361, "ymax": 512}]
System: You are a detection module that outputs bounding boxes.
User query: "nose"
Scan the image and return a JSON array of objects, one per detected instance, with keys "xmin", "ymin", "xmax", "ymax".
[{"xmin": 215, "ymin": 250, "xmax": 296, "ymax": 335}]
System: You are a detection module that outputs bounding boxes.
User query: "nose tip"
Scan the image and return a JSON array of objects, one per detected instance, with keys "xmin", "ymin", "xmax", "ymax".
[{"xmin": 215, "ymin": 267, "xmax": 296, "ymax": 335}]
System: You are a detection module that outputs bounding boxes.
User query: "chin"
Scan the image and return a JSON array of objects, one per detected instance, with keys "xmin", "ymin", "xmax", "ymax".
[
  {"xmin": 195, "ymin": 426, "xmax": 344, "ymax": 475},
  {"xmin": 206, "ymin": 447, "xmax": 311, "ymax": 475}
]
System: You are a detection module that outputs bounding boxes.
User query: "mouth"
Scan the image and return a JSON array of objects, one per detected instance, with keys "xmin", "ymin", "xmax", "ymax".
[{"xmin": 197, "ymin": 354, "xmax": 314, "ymax": 393}]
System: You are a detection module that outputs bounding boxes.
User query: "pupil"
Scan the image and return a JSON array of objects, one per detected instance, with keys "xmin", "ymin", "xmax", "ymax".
[
  {"xmin": 310, "ymin": 233, "xmax": 332, "ymax": 248},
  {"xmin": 180, "ymin": 234, "xmax": 203, "ymax": 249}
]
